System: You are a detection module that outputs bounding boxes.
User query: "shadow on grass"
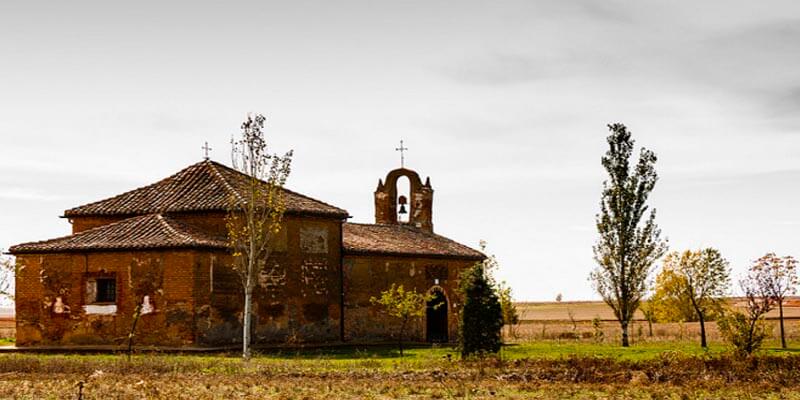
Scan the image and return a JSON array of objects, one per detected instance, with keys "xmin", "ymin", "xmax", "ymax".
[{"xmin": 250, "ymin": 344, "xmax": 457, "ymax": 360}]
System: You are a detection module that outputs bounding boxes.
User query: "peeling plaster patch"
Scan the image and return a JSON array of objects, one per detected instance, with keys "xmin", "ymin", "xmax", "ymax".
[
  {"xmin": 84, "ymin": 305, "xmax": 117, "ymax": 315},
  {"xmin": 141, "ymin": 295, "xmax": 154, "ymax": 314},
  {"xmin": 300, "ymin": 226, "xmax": 328, "ymax": 254},
  {"xmin": 52, "ymin": 297, "xmax": 69, "ymax": 314},
  {"xmin": 301, "ymin": 259, "xmax": 329, "ymax": 296},
  {"xmin": 258, "ymin": 264, "xmax": 287, "ymax": 298}
]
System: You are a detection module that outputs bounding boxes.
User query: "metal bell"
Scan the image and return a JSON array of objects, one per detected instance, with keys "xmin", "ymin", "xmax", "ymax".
[{"xmin": 398, "ymin": 195, "xmax": 408, "ymax": 214}]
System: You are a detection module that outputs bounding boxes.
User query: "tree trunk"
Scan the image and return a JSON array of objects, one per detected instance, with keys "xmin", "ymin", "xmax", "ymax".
[
  {"xmin": 621, "ymin": 321, "xmax": 629, "ymax": 347},
  {"xmin": 779, "ymin": 300, "xmax": 786, "ymax": 349},
  {"xmin": 698, "ymin": 312, "xmax": 707, "ymax": 349},
  {"xmin": 127, "ymin": 303, "xmax": 142, "ymax": 362},
  {"xmin": 647, "ymin": 317, "xmax": 653, "ymax": 337},
  {"xmin": 243, "ymin": 287, "xmax": 253, "ymax": 360},
  {"xmin": 747, "ymin": 318, "xmax": 758, "ymax": 355},
  {"xmin": 399, "ymin": 319, "xmax": 406, "ymax": 357}
]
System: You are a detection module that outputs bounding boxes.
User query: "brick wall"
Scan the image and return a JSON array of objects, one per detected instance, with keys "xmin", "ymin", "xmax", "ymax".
[
  {"xmin": 18, "ymin": 213, "xmax": 345, "ymax": 347},
  {"xmin": 342, "ymin": 254, "xmax": 477, "ymax": 343},
  {"xmin": 14, "ymin": 250, "xmax": 203, "ymax": 346},
  {"xmin": 201, "ymin": 215, "xmax": 343, "ymax": 345}
]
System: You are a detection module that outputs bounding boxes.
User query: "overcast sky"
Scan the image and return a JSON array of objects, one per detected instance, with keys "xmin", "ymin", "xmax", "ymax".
[{"xmin": 1, "ymin": 1, "xmax": 798, "ymax": 301}]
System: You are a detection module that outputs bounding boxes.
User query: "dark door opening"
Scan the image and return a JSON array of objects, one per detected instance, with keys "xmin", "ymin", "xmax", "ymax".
[{"xmin": 426, "ymin": 288, "xmax": 448, "ymax": 343}]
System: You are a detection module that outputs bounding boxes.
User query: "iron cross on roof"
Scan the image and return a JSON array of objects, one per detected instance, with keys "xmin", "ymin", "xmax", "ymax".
[
  {"xmin": 395, "ymin": 140, "xmax": 408, "ymax": 168},
  {"xmin": 202, "ymin": 141, "xmax": 212, "ymax": 160}
]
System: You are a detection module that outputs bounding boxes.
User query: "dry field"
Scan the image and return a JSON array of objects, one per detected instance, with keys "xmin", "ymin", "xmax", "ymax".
[
  {"xmin": 515, "ymin": 298, "xmax": 800, "ymax": 321},
  {"xmin": 0, "ymin": 318, "xmax": 13, "ymax": 339},
  {"xmin": 1, "ymin": 352, "xmax": 800, "ymax": 399},
  {"xmin": 509, "ymin": 299, "xmax": 800, "ymax": 344},
  {"xmin": 2, "ymin": 300, "xmax": 800, "ymax": 398}
]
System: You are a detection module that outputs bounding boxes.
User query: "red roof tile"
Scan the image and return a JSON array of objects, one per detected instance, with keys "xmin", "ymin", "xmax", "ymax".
[
  {"xmin": 63, "ymin": 160, "xmax": 348, "ymax": 218},
  {"xmin": 342, "ymin": 223, "xmax": 484, "ymax": 260},
  {"xmin": 9, "ymin": 214, "xmax": 227, "ymax": 254}
]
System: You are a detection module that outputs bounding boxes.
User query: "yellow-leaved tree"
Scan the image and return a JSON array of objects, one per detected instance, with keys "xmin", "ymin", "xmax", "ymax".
[
  {"xmin": 227, "ymin": 114, "xmax": 293, "ymax": 361},
  {"xmin": 371, "ymin": 284, "xmax": 433, "ymax": 357}
]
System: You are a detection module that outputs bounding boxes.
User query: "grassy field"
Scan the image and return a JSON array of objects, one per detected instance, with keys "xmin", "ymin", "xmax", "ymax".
[
  {"xmin": 1, "ymin": 342, "xmax": 800, "ymax": 399},
  {"xmin": 3, "ymin": 300, "xmax": 800, "ymax": 398}
]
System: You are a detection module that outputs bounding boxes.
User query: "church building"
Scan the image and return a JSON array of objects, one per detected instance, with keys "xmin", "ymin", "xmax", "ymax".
[{"xmin": 9, "ymin": 159, "xmax": 484, "ymax": 347}]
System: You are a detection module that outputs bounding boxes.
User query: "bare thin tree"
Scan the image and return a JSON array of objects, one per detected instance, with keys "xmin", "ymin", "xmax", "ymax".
[
  {"xmin": 718, "ymin": 272, "xmax": 774, "ymax": 356},
  {"xmin": 590, "ymin": 123, "xmax": 667, "ymax": 347},
  {"xmin": 751, "ymin": 253, "xmax": 797, "ymax": 349},
  {"xmin": 227, "ymin": 114, "xmax": 293, "ymax": 360},
  {"xmin": 0, "ymin": 252, "xmax": 14, "ymax": 303}
]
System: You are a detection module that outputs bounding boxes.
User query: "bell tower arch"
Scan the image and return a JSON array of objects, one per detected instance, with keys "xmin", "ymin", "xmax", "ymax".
[{"xmin": 374, "ymin": 168, "xmax": 434, "ymax": 233}]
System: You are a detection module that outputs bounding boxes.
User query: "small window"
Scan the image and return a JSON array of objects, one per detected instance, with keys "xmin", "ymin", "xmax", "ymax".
[{"xmin": 94, "ymin": 278, "xmax": 116, "ymax": 303}]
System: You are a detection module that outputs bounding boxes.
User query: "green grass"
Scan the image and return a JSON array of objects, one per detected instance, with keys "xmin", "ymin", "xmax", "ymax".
[
  {"xmin": 252, "ymin": 339, "xmax": 800, "ymax": 363},
  {"xmin": 0, "ymin": 337, "xmax": 14, "ymax": 346},
  {"xmin": 2, "ymin": 339, "xmax": 797, "ymax": 369}
]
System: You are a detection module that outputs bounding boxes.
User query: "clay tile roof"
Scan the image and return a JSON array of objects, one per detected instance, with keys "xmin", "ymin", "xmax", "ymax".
[
  {"xmin": 63, "ymin": 160, "xmax": 348, "ymax": 219},
  {"xmin": 342, "ymin": 223, "xmax": 485, "ymax": 260},
  {"xmin": 9, "ymin": 214, "xmax": 227, "ymax": 254}
]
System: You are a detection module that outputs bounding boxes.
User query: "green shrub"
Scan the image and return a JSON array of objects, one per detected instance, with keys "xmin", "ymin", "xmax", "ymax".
[
  {"xmin": 717, "ymin": 311, "xmax": 770, "ymax": 356},
  {"xmin": 458, "ymin": 263, "xmax": 503, "ymax": 357}
]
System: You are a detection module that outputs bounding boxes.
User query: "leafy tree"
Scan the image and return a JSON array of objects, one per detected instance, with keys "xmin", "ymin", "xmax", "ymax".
[
  {"xmin": 497, "ymin": 282, "xmax": 519, "ymax": 339},
  {"xmin": 664, "ymin": 249, "xmax": 730, "ymax": 348},
  {"xmin": 650, "ymin": 267, "xmax": 697, "ymax": 323},
  {"xmin": 458, "ymin": 262, "xmax": 503, "ymax": 357},
  {"xmin": 590, "ymin": 123, "xmax": 667, "ymax": 347},
  {"xmin": 750, "ymin": 253, "xmax": 797, "ymax": 349},
  {"xmin": 226, "ymin": 114, "xmax": 293, "ymax": 360},
  {"xmin": 370, "ymin": 284, "xmax": 431, "ymax": 357}
]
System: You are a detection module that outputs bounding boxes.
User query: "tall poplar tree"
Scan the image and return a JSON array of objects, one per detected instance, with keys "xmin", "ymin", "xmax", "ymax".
[
  {"xmin": 227, "ymin": 114, "xmax": 293, "ymax": 360},
  {"xmin": 590, "ymin": 123, "xmax": 667, "ymax": 347}
]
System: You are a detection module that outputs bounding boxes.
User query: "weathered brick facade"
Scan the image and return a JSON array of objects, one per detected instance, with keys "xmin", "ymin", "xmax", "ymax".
[
  {"xmin": 343, "ymin": 255, "xmax": 474, "ymax": 343},
  {"xmin": 10, "ymin": 160, "xmax": 483, "ymax": 347}
]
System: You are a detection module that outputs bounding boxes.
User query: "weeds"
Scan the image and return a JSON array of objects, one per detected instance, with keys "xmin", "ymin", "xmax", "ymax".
[{"xmin": 1, "ymin": 352, "xmax": 800, "ymax": 399}]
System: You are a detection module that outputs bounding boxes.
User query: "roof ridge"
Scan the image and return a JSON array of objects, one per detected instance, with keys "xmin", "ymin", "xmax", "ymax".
[
  {"xmin": 342, "ymin": 222, "xmax": 485, "ymax": 260},
  {"xmin": 209, "ymin": 160, "xmax": 347, "ymax": 215},
  {"xmin": 9, "ymin": 213, "xmax": 228, "ymax": 254},
  {"xmin": 9, "ymin": 213, "xmax": 158, "ymax": 252},
  {"xmin": 64, "ymin": 159, "xmax": 348, "ymax": 218},
  {"xmin": 206, "ymin": 161, "xmax": 245, "ymax": 205},
  {"xmin": 156, "ymin": 214, "xmax": 199, "ymax": 244},
  {"xmin": 280, "ymin": 186, "xmax": 350, "ymax": 216},
  {"xmin": 63, "ymin": 162, "xmax": 207, "ymax": 217}
]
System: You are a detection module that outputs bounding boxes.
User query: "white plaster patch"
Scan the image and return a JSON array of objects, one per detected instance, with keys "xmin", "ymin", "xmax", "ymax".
[
  {"xmin": 141, "ymin": 295, "xmax": 154, "ymax": 314},
  {"xmin": 300, "ymin": 226, "xmax": 328, "ymax": 254},
  {"xmin": 84, "ymin": 304, "xmax": 117, "ymax": 315}
]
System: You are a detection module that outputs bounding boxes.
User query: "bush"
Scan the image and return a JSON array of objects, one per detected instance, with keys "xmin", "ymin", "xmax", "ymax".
[
  {"xmin": 717, "ymin": 311, "xmax": 770, "ymax": 356},
  {"xmin": 458, "ymin": 263, "xmax": 503, "ymax": 357}
]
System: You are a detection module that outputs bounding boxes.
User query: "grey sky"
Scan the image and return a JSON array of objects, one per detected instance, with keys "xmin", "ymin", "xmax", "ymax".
[{"xmin": 1, "ymin": 1, "xmax": 798, "ymax": 300}]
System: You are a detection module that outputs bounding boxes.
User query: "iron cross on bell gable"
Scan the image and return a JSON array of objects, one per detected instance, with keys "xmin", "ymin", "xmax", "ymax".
[{"xmin": 395, "ymin": 140, "xmax": 408, "ymax": 168}]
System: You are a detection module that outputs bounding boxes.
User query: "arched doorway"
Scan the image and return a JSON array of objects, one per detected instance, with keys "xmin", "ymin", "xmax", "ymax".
[{"xmin": 426, "ymin": 288, "xmax": 448, "ymax": 342}]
